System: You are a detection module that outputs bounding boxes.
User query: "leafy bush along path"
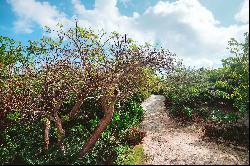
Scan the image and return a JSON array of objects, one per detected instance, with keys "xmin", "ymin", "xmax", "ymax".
[{"xmin": 139, "ymin": 95, "xmax": 249, "ymax": 165}]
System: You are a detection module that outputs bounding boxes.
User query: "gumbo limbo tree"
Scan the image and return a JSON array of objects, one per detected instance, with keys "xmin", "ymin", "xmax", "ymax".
[{"xmin": 0, "ymin": 22, "xmax": 176, "ymax": 157}]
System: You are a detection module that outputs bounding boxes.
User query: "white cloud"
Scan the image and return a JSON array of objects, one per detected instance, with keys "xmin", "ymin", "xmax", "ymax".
[
  {"xmin": 72, "ymin": 0, "xmax": 133, "ymax": 31},
  {"xmin": 8, "ymin": 0, "xmax": 249, "ymax": 68},
  {"xmin": 70, "ymin": 0, "xmax": 249, "ymax": 68},
  {"xmin": 235, "ymin": 0, "xmax": 249, "ymax": 23},
  {"xmin": 7, "ymin": 0, "xmax": 69, "ymax": 33}
]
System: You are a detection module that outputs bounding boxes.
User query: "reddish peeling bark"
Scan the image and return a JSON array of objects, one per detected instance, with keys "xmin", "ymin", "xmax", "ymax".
[
  {"xmin": 78, "ymin": 100, "xmax": 115, "ymax": 158},
  {"xmin": 44, "ymin": 118, "xmax": 51, "ymax": 150},
  {"xmin": 54, "ymin": 111, "xmax": 65, "ymax": 153},
  {"xmin": 51, "ymin": 100, "xmax": 66, "ymax": 153}
]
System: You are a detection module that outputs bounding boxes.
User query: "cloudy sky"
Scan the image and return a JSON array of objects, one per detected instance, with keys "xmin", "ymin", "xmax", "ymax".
[{"xmin": 0, "ymin": 0, "xmax": 249, "ymax": 68}]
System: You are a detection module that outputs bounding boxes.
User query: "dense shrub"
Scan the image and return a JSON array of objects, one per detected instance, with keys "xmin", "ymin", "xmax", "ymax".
[
  {"xmin": 0, "ymin": 94, "xmax": 145, "ymax": 165},
  {"xmin": 162, "ymin": 65, "xmax": 210, "ymax": 119},
  {"xmin": 162, "ymin": 33, "xmax": 249, "ymax": 125}
]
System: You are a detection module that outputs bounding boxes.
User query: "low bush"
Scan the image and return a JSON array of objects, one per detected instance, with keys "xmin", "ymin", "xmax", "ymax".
[{"xmin": 115, "ymin": 144, "xmax": 146, "ymax": 165}]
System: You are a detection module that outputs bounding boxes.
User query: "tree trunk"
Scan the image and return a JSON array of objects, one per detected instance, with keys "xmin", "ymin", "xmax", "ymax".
[
  {"xmin": 44, "ymin": 118, "xmax": 51, "ymax": 150},
  {"xmin": 68, "ymin": 98, "xmax": 84, "ymax": 119},
  {"xmin": 78, "ymin": 103, "xmax": 115, "ymax": 158},
  {"xmin": 54, "ymin": 111, "xmax": 65, "ymax": 154}
]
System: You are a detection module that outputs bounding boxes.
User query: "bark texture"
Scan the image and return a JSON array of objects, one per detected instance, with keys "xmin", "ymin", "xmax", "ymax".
[
  {"xmin": 44, "ymin": 118, "xmax": 51, "ymax": 150},
  {"xmin": 54, "ymin": 111, "xmax": 65, "ymax": 153},
  {"xmin": 79, "ymin": 100, "xmax": 115, "ymax": 157}
]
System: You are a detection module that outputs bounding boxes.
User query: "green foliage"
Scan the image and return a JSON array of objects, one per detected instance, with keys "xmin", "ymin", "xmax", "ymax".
[
  {"xmin": 0, "ymin": 95, "xmax": 145, "ymax": 165},
  {"xmin": 162, "ymin": 65, "xmax": 211, "ymax": 119},
  {"xmin": 109, "ymin": 95, "xmax": 145, "ymax": 136},
  {"xmin": 115, "ymin": 144, "xmax": 146, "ymax": 165},
  {"xmin": 220, "ymin": 32, "xmax": 249, "ymax": 114},
  {"xmin": 0, "ymin": 36, "xmax": 27, "ymax": 82},
  {"xmin": 209, "ymin": 109, "xmax": 238, "ymax": 123},
  {"xmin": 162, "ymin": 33, "xmax": 249, "ymax": 124},
  {"xmin": 6, "ymin": 111, "xmax": 21, "ymax": 121},
  {"xmin": 0, "ymin": 36, "xmax": 25, "ymax": 67},
  {"xmin": 0, "ymin": 121, "xmax": 44, "ymax": 164}
]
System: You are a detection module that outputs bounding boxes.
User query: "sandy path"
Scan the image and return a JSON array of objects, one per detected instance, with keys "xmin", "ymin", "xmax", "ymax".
[{"xmin": 139, "ymin": 95, "xmax": 249, "ymax": 165}]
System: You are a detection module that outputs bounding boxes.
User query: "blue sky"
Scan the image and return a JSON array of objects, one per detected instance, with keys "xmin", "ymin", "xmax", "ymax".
[{"xmin": 0, "ymin": 0, "xmax": 249, "ymax": 68}]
